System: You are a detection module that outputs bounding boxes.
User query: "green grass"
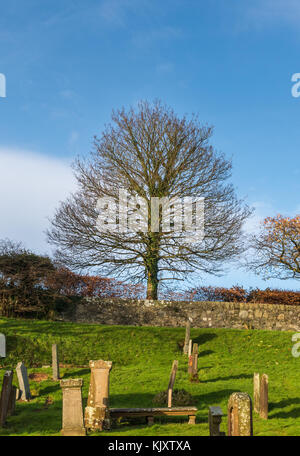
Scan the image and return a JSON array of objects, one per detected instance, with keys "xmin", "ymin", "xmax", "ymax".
[{"xmin": 0, "ymin": 316, "xmax": 299, "ymax": 436}]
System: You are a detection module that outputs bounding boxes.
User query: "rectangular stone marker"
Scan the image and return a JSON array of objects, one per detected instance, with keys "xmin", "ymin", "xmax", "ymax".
[
  {"xmin": 188, "ymin": 355, "xmax": 193, "ymax": 375},
  {"xmin": 52, "ymin": 344, "xmax": 60, "ymax": 381},
  {"xmin": 208, "ymin": 406, "xmax": 225, "ymax": 436},
  {"xmin": 0, "ymin": 370, "xmax": 13, "ymax": 426},
  {"xmin": 190, "ymin": 343, "xmax": 199, "ymax": 382},
  {"xmin": 0, "ymin": 333, "xmax": 5, "ymax": 358},
  {"xmin": 84, "ymin": 360, "xmax": 112, "ymax": 431},
  {"xmin": 16, "ymin": 362, "xmax": 31, "ymax": 401},
  {"xmin": 167, "ymin": 360, "xmax": 178, "ymax": 408},
  {"xmin": 253, "ymin": 372, "xmax": 260, "ymax": 413},
  {"xmin": 259, "ymin": 374, "xmax": 268, "ymax": 420},
  {"xmin": 183, "ymin": 320, "xmax": 191, "ymax": 354},
  {"xmin": 60, "ymin": 378, "xmax": 86, "ymax": 436},
  {"xmin": 188, "ymin": 339, "xmax": 192, "ymax": 357},
  {"xmin": 7, "ymin": 386, "xmax": 16, "ymax": 417},
  {"xmin": 227, "ymin": 392, "xmax": 253, "ymax": 436}
]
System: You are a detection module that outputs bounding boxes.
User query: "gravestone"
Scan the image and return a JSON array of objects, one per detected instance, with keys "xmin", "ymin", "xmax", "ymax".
[
  {"xmin": 16, "ymin": 362, "xmax": 31, "ymax": 401},
  {"xmin": 7, "ymin": 386, "xmax": 16, "ymax": 416},
  {"xmin": 0, "ymin": 333, "xmax": 5, "ymax": 358},
  {"xmin": 253, "ymin": 373, "xmax": 260, "ymax": 413},
  {"xmin": 167, "ymin": 360, "xmax": 178, "ymax": 407},
  {"xmin": 188, "ymin": 356, "xmax": 192, "ymax": 375},
  {"xmin": 259, "ymin": 374, "xmax": 268, "ymax": 419},
  {"xmin": 84, "ymin": 360, "xmax": 112, "ymax": 431},
  {"xmin": 188, "ymin": 339, "xmax": 192, "ymax": 357},
  {"xmin": 52, "ymin": 344, "xmax": 60, "ymax": 381},
  {"xmin": 60, "ymin": 378, "xmax": 86, "ymax": 436},
  {"xmin": 208, "ymin": 406, "xmax": 225, "ymax": 436},
  {"xmin": 183, "ymin": 320, "xmax": 191, "ymax": 354},
  {"xmin": 0, "ymin": 370, "xmax": 13, "ymax": 426},
  {"xmin": 227, "ymin": 392, "xmax": 253, "ymax": 436},
  {"xmin": 190, "ymin": 343, "xmax": 199, "ymax": 382}
]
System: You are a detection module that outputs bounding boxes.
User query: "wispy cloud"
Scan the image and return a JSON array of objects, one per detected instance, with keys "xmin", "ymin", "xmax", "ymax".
[
  {"xmin": 244, "ymin": 199, "xmax": 300, "ymax": 235},
  {"xmin": 0, "ymin": 147, "xmax": 76, "ymax": 253}
]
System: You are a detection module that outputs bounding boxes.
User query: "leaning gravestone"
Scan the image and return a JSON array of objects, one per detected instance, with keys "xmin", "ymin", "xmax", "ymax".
[
  {"xmin": 60, "ymin": 378, "xmax": 86, "ymax": 436},
  {"xmin": 16, "ymin": 362, "xmax": 31, "ymax": 401},
  {"xmin": 259, "ymin": 374, "xmax": 268, "ymax": 420},
  {"xmin": 52, "ymin": 344, "xmax": 60, "ymax": 381},
  {"xmin": 227, "ymin": 392, "xmax": 253, "ymax": 436},
  {"xmin": 167, "ymin": 360, "xmax": 178, "ymax": 407},
  {"xmin": 0, "ymin": 370, "xmax": 13, "ymax": 426},
  {"xmin": 84, "ymin": 360, "xmax": 112, "ymax": 431}
]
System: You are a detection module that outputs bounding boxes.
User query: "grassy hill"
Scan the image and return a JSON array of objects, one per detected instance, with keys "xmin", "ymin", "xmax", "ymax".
[{"xmin": 0, "ymin": 317, "xmax": 299, "ymax": 436}]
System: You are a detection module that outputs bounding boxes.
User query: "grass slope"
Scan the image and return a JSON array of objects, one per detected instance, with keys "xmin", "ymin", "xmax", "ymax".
[{"xmin": 0, "ymin": 317, "xmax": 299, "ymax": 436}]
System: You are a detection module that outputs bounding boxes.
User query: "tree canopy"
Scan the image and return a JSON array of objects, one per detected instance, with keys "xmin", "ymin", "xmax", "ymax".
[{"xmin": 48, "ymin": 100, "xmax": 251, "ymax": 299}]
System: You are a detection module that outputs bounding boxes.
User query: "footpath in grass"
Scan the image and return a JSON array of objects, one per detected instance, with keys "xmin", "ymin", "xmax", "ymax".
[{"xmin": 0, "ymin": 317, "xmax": 299, "ymax": 436}]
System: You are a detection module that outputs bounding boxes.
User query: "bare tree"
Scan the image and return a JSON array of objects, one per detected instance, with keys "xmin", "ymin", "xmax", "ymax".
[
  {"xmin": 247, "ymin": 214, "xmax": 300, "ymax": 280},
  {"xmin": 47, "ymin": 100, "xmax": 251, "ymax": 299}
]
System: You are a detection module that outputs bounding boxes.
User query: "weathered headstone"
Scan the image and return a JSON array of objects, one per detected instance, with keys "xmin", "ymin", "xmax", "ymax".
[
  {"xmin": 188, "ymin": 339, "xmax": 192, "ymax": 357},
  {"xmin": 52, "ymin": 344, "xmax": 60, "ymax": 381},
  {"xmin": 253, "ymin": 372, "xmax": 260, "ymax": 413},
  {"xmin": 183, "ymin": 320, "xmax": 191, "ymax": 354},
  {"xmin": 7, "ymin": 385, "xmax": 16, "ymax": 416},
  {"xmin": 84, "ymin": 360, "xmax": 112, "ymax": 431},
  {"xmin": 259, "ymin": 374, "xmax": 268, "ymax": 420},
  {"xmin": 0, "ymin": 333, "xmax": 6, "ymax": 358},
  {"xmin": 190, "ymin": 343, "xmax": 199, "ymax": 382},
  {"xmin": 227, "ymin": 392, "xmax": 253, "ymax": 436},
  {"xmin": 60, "ymin": 378, "xmax": 86, "ymax": 436},
  {"xmin": 16, "ymin": 362, "xmax": 31, "ymax": 401},
  {"xmin": 0, "ymin": 370, "xmax": 13, "ymax": 426},
  {"xmin": 188, "ymin": 354, "xmax": 193, "ymax": 376},
  {"xmin": 208, "ymin": 406, "xmax": 225, "ymax": 436},
  {"xmin": 167, "ymin": 360, "xmax": 178, "ymax": 407}
]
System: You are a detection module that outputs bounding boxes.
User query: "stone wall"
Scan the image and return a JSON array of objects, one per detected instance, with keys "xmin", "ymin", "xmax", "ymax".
[{"xmin": 59, "ymin": 298, "xmax": 300, "ymax": 332}]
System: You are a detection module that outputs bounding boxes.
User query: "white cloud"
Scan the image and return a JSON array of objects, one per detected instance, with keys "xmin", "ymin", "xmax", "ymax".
[
  {"xmin": 0, "ymin": 147, "xmax": 76, "ymax": 254},
  {"xmin": 243, "ymin": 201, "xmax": 273, "ymax": 234}
]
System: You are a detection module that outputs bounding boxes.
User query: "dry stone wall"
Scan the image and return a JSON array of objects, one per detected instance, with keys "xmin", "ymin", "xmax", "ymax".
[{"xmin": 59, "ymin": 298, "xmax": 300, "ymax": 332}]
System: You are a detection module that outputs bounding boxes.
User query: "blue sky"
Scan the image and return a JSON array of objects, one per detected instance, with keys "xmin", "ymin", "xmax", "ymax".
[{"xmin": 0, "ymin": 0, "xmax": 299, "ymax": 290}]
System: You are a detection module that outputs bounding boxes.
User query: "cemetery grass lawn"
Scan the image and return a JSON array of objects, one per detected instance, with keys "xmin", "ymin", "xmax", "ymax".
[{"xmin": 0, "ymin": 317, "xmax": 299, "ymax": 436}]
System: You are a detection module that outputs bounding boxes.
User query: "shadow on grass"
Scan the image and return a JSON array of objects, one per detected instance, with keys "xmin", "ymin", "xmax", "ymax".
[
  {"xmin": 269, "ymin": 397, "xmax": 300, "ymax": 419},
  {"xmin": 200, "ymin": 373, "xmax": 252, "ymax": 384},
  {"xmin": 199, "ymin": 350, "xmax": 214, "ymax": 357},
  {"xmin": 193, "ymin": 388, "xmax": 236, "ymax": 411},
  {"xmin": 62, "ymin": 368, "xmax": 90, "ymax": 378},
  {"xmin": 271, "ymin": 407, "xmax": 300, "ymax": 419},
  {"xmin": 192, "ymin": 333, "xmax": 217, "ymax": 346}
]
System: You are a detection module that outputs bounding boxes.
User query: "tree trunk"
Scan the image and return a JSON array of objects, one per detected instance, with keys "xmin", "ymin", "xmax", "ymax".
[
  {"xmin": 146, "ymin": 269, "xmax": 158, "ymax": 300},
  {"xmin": 146, "ymin": 233, "xmax": 159, "ymax": 300}
]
